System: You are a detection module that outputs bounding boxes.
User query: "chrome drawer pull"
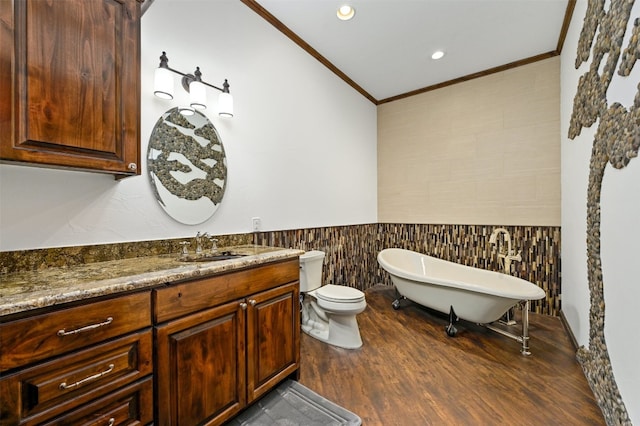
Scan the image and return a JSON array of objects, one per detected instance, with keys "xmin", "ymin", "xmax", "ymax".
[
  {"xmin": 107, "ymin": 418, "xmax": 115, "ymax": 426},
  {"xmin": 59, "ymin": 363, "xmax": 115, "ymax": 390},
  {"xmin": 57, "ymin": 317, "xmax": 113, "ymax": 336}
]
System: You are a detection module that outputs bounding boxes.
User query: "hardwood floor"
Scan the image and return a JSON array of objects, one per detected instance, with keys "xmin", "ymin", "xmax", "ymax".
[{"xmin": 298, "ymin": 285, "xmax": 604, "ymax": 425}]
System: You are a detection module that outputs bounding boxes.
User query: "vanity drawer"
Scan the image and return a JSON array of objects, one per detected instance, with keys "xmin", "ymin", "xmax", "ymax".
[
  {"xmin": 0, "ymin": 291, "xmax": 151, "ymax": 371},
  {"xmin": 40, "ymin": 377, "xmax": 153, "ymax": 426},
  {"xmin": 0, "ymin": 329, "xmax": 152, "ymax": 425},
  {"xmin": 154, "ymin": 258, "xmax": 300, "ymax": 322}
]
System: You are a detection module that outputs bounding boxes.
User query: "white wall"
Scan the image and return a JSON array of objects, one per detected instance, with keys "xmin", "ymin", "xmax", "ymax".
[
  {"xmin": 0, "ymin": 0, "xmax": 377, "ymax": 251},
  {"xmin": 561, "ymin": 0, "xmax": 640, "ymax": 422}
]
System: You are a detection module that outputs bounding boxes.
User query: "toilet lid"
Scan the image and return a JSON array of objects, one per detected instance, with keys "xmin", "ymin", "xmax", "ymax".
[{"xmin": 315, "ymin": 284, "xmax": 364, "ymax": 303}]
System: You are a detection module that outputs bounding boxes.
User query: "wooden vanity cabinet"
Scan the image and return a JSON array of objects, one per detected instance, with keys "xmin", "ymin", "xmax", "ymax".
[
  {"xmin": 0, "ymin": 0, "xmax": 141, "ymax": 176},
  {"xmin": 0, "ymin": 291, "xmax": 153, "ymax": 425},
  {"xmin": 154, "ymin": 259, "xmax": 301, "ymax": 426}
]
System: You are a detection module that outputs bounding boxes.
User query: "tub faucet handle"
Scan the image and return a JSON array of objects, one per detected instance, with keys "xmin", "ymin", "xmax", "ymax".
[{"xmin": 509, "ymin": 250, "xmax": 522, "ymax": 262}]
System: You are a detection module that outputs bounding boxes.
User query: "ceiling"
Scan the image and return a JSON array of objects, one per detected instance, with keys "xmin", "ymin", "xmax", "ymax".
[{"xmin": 242, "ymin": 0, "xmax": 573, "ymax": 104}]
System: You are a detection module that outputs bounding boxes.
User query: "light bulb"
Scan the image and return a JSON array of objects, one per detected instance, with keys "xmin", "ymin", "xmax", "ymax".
[
  {"xmin": 431, "ymin": 50, "xmax": 445, "ymax": 60},
  {"xmin": 337, "ymin": 5, "xmax": 355, "ymax": 21}
]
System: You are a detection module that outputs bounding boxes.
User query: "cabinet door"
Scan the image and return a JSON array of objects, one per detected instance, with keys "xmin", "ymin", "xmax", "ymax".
[
  {"xmin": 246, "ymin": 281, "xmax": 300, "ymax": 403},
  {"xmin": 155, "ymin": 300, "xmax": 246, "ymax": 426},
  {"xmin": 0, "ymin": 0, "xmax": 140, "ymax": 176}
]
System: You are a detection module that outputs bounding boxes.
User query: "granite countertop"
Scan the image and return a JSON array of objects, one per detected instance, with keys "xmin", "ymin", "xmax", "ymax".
[{"xmin": 0, "ymin": 245, "xmax": 304, "ymax": 317}]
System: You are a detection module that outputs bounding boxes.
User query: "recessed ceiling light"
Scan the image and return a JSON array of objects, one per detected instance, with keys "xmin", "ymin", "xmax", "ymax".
[
  {"xmin": 431, "ymin": 50, "xmax": 445, "ymax": 60},
  {"xmin": 337, "ymin": 5, "xmax": 355, "ymax": 21}
]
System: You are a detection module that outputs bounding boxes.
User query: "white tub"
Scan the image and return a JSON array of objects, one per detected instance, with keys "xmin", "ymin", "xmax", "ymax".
[{"xmin": 377, "ymin": 248, "xmax": 546, "ymax": 324}]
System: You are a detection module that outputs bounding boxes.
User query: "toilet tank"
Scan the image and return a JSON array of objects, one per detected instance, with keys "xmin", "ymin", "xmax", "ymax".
[{"xmin": 299, "ymin": 250, "xmax": 325, "ymax": 292}]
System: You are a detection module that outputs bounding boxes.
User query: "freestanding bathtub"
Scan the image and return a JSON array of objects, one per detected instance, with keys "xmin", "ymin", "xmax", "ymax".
[{"xmin": 377, "ymin": 248, "xmax": 546, "ymax": 355}]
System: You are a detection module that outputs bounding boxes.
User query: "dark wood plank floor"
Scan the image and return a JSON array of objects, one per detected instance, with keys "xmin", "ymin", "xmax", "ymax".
[{"xmin": 298, "ymin": 285, "xmax": 604, "ymax": 425}]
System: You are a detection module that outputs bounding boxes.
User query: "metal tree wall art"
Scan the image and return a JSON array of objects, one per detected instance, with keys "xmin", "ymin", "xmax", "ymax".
[{"xmin": 568, "ymin": 0, "xmax": 639, "ymax": 424}]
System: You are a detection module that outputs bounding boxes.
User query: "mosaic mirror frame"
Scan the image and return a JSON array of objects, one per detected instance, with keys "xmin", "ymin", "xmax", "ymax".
[{"xmin": 147, "ymin": 108, "xmax": 227, "ymax": 225}]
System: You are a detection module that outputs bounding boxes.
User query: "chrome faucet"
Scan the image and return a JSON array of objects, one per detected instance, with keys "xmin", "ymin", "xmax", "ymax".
[
  {"xmin": 489, "ymin": 228, "xmax": 522, "ymax": 274},
  {"xmin": 195, "ymin": 231, "xmax": 209, "ymax": 254}
]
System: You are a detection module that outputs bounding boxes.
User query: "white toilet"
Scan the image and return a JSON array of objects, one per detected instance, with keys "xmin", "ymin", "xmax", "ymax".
[{"xmin": 299, "ymin": 250, "xmax": 367, "ymax": 349}]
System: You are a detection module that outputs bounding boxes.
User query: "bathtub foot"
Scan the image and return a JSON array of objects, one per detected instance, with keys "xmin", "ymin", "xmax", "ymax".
[
  {"xmin": 391, "ymin": 295, "xmax": 407, "ymax": 310},
  {"xmin": 445, "ymin": 324, "xmax": 457, "ymax": 337},
  {"xmin": 445, "ymin": 306, "xmax": 459, "ymax": 337}
]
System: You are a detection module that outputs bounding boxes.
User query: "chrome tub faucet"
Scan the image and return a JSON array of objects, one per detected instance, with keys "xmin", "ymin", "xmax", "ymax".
[{"xmin": 489, "ymin": 227, "xmax": 522, "ymax": 274}]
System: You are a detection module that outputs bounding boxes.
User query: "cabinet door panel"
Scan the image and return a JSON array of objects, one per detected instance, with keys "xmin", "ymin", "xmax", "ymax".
[
  {"xmin": 0, "ymin": 0, "xmax": 140, "ymax": 175},
  {"xmin": 156, "ymin": 301, "xmax": 246, "ymax": 426},
  {"xmin": 24, "ymin": 0, "xmax": 118, "ymax": 151},
  {"xmin": 247, "ymin": 281, "xmax": 300, "ymax": 403}
]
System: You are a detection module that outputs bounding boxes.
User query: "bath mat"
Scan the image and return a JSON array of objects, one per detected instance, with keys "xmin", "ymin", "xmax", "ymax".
[{"xmin": 229, "ymin": 379, "xmax": 362, "ymax": 426}]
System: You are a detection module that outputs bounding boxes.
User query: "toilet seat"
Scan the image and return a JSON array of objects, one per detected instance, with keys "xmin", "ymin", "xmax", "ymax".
[{"xmin": 314, "ymin": 284, "xmax": 365, "ymax": 303}]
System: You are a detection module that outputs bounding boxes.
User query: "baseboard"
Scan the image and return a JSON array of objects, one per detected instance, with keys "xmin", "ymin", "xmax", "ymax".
[{"xmin": 559, "ymin": 310, "xmax": 579, "ymax": 350}]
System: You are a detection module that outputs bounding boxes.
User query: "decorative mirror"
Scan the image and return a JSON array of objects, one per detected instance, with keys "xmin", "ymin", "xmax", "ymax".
[{"xmin": 147, "ymin": 108, "xmax": 227, "ymax": 225}]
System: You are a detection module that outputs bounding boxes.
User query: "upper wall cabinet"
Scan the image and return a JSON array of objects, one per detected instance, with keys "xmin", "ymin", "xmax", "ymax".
[{"xmin": 0, "ymin": 0, "xmax": 142, "ymax": 177}]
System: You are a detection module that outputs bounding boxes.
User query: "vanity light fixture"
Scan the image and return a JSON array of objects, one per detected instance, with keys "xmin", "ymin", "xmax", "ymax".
[
  {"xmin": 153, "ymin": 51, "xmax": 234, "ymax": 118},
  {"xmin": 431, "ymin": 50, "xmax": 446, "ymax": 60},
  {"xmin": 337, "ymin": 5, "xmax": 355, "ymax": 21}
]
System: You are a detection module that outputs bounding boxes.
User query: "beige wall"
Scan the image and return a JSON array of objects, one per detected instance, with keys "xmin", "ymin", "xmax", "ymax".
[{"xmin": 377, "ymin": 57, "xmax": 560, "ymax": 226}]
